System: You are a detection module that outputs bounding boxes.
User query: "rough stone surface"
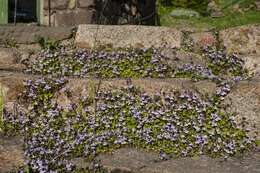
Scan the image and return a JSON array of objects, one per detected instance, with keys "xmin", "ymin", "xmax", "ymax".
[
  {"xmin": 207, "ymin": 0, "xmax": 223, "ymax": 18},
  {"xmin": 140, "ymin": 149, "xmax": 260, "ymax": 173},
  {"xmin": 0, "ymin": 48, "xmax": 25, "ymax": 72},
  {"xmin": 223, "ymin": 80, "xmax": 260, "ymax": 139},
  {"xmin": 98, "ymin": 148, "xmax": 260, "ymax": 173},
  {"xmin": 0, "ymin": 72, "xmax": 29, "ymax": 103},
  {"xmin": 241, "ymin": 55, "xmax": 260, "ymax": 78},
  {"xmin": 78, "ymin": 0, "xmax": 95, "ymax": 8},
  {"xmin": 44, "ymin": 0, "xmax": 69, "ymax": 10},
  {"xmin": 75, "ymin": 25, "xmax": 182, "ymax": 49},
  {"xmin": 0, "ymin": 26, "xmax": 73, "ymax": 44},
  {"xmin": 98, "ymin": 148, "xmax": 158, "ymax": 172},
  {"xmin": 190, "ymin": 32, "xmax": 217, "ymax": 50},
  {"xmin": 0, "ymin": 135, "xmax": 24, "ymax": 173},
  {"xmin": 161, "ymin": 49, "xmax": 208, "ymax": 67},
  {"xmin": 219, "ymin": 25, "xmax": 260, "ymax": 55},
  {"xmin": 55, "ymin": 9, "xmax": 94, "ymax": 26}
]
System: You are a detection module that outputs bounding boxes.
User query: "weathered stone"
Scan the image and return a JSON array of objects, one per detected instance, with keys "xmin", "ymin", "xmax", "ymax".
[
  {"xmin": 161, "ymin": 49, "xmax": 208, "ymax": 69},
  {"xmin": 223, "ymin": 80, "xmax": 260, "ymax": 139},
  {"xmin": 194, "ymin": 80, "xmax": 217, "ymax": 97},
  {"xmin": 98, "ymin": 148, "xmax": 158, "ymax": 172},
  {"xmin": 0, "ymin": 48, "xmax": 25, "ymax": 72},
  {"xmin": 78, "ymin": 0, "xmax": 95, "ymax": 8},
  {"xmin": 190, "ymin": 32, "xmax": 217, "ymax": 50},
  {"xmin": 0, "ymin": 136, "xmax": 24, "ymax": 173},
  {"xmin": 55, "ymin": 9, "xmax": 94, "ymax": 26},
  {"xmin": 75, "ymin": 25, "xmax": 182, "ymax": 49},
  {"xmin": 44, "ymin": 0, "xmax": 69, "ymax": 10},
  {"xmin": 0, "ymin": 26, "xmax": 73, "ymax": 44},
  {"xmin": 79, "ymin": 147, "xmax": 260, "ymax": 173},
  {"xmin": 140, "ymin": 150, "xmax": 260, "ymax": 173},
  {"xmin": 0, "ymin": 72, "xmax": 28, "ymax": 103},
  {"xmin": 219, "ymin": 25, "xmax": 260, "ymax": 55},
  {"xmin": 242, "ymin": 55, "xmax": 260, "ymax": 78},
  {"xmin": 207, "ymin": 0, "xmax": 223, "ymax": 18}
]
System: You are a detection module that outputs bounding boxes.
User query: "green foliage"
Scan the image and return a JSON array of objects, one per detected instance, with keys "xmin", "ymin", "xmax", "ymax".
[
  {"xmin": 220, "ymin": 0, "xmax": 257, "ymax": 10},
  {"xmin": 36, "ymin": 37, "xmax": 60, "ymax": 51},
  {"xmin": 256, "ymin": 140, "xmax": 260, "ymax": 147},
  {"xmin": 159, "ymin": 0, "xmax": 210, "ymax": 15},
  {"xmin": 4, "ymin": 38, "xmax": 18, "ymax": 48},
  {"xmin": 158, "ymin": 0, "xmax": 260, "ymax": 30}
]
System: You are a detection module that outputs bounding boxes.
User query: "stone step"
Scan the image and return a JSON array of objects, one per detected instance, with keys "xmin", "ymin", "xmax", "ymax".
[
  {"xmin": 0, "ymin": 139, "xmax": 259, "ymax": 173},
  {"xmin": 97, "ymin": 148, "xmax": 260, "ymax": 173},
  {"xmin": 219, "ymin": 24, "xmax": 260, "ymax": 55},
  {"xmin": 0, "ymin": 72, "xmax": 259, "ymax": 140},
  {"xmin": 0, "ymin": 135, "xmax": 24, "ymax": 173},
  {"xmin": 75, "ymin": 25, "xmax": 182, "ymax": 49},
  {"xmin": 0, "ymin": 26, "xmax": 73, "ymax": 45}
]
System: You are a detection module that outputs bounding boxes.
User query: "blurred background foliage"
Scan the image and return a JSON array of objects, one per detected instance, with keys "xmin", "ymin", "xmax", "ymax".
[{"xmin": 157, "ymin": 0, "xmax": 260, "ymax": 30}]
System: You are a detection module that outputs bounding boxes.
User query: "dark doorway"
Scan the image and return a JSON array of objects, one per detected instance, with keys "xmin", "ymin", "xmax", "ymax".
[{"xmin": 8, "ymin": 0, "xmax": 37, "ymax": 23}]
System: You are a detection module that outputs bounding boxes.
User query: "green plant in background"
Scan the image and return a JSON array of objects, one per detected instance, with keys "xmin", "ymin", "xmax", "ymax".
[
  {"xmin": 158, "ymin": 0, "xmax": 210, "ymax": 15},
  {"xmin": 157, "ymin": 0, "xmax": 260, "ymax": 30},
  {"xmin": 220, "ymin": 0, "xmax": 257, "ymax": 10}
]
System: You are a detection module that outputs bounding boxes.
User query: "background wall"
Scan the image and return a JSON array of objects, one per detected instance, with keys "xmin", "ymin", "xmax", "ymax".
[{"xmin": 43, "ymin": 0, "xmax": 95, "ymax": 26}]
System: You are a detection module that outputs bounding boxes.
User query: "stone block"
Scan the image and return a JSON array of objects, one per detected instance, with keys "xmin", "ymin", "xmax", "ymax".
[
  {"xmin": 55, "ymin": 9, "xmax": 94, "ymax": 26},
  {"xmin": 44, "ymin": 0, "xmax": 69, "ymax": 10},
  {"xmin": 75, "ymin": 25, "xmax": 182, "ymax": 49},
  {"xmin": 219, "ymin": 24, "xmax": 260, "ymax": 55},
  {"xmin": 78, "ymin": 0, "xmax": 95, "ymax": 8}
]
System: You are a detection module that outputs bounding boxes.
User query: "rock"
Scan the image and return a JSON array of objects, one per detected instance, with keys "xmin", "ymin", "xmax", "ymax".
[
  {"xmin": 55, "ymin": 9, "xmax": 94, "ymax": 26},
  {"xmin": 78, "ymin": 0, "xmax": 95, "ymax": 8},
  {"xmin": 194, "ymin": 81, "xmax": 217, "ymax": 97},
  {"xmin": 75, "ymin": 25, "xmax": 182, "ymax": 49},
  {"xmin": 223, "ymin": 80, "xmax": 260, "ymax": 139},
  {"xmin": 170, "ymin": 9, "xmax": 200, "ymax": 18},
  {"xmin": 98, "ymin": 148, "xmax": 158, "ymax": 172},
  {"xmin": 190, "ymin": 32, "xmax": 217, "ymax": 50},
  {"xmin": 242, "ymin": 55, "xmax": 260, "ymax": 78},
  {"xmin": 207, "ymin": 0, "xmax": 223, "ymax": 18},
  {"xmin": 44, "ymin": 0, "xmax": 69, "ymax": 10},
  {"xmin": 219, "ymin": 25, "xmax": 260, "ymax": 55},
  {"xmin": 0, "ymin": 135, "xmax": 24, "ymax": 173},
  {"xmin": 0, "ymin": 48, "xmax": 26, "ymax": 72},
  {"xmin": 140, "ymin": 150, "xmax": 260, "ymax": 173},
  {"xmin": 161, "ymin": 49, "xmax": 208, "ymax": 69},
  {"xmin": 256, "ymin": 1, "xmax": 260, "ymax": 11},
  {"xmin": 0, "ymin": 72, "xmax": 29, "ymax": 103},
  {"xmin": 77, "ymin": 147, "xmax": 260, "ymax": 173},
  {"xmin": 0, "ymin": 26, "xmax": 73, "ymax": 44}
]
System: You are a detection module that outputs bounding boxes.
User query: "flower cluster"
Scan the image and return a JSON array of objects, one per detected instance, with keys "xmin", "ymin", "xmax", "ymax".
[
  {"xmin": 26, "ymin": 47, "xmax": 248, "ymax": 81},
  {"xmin": 27, "ymin": 48, "xmax": 173, "ymax": 78},
  {"xmin": 203, "ymin": 47, "xmax": 248, "ymax": 78},
  {"xmin": 2, "ymin": 78, "xmax": 255, "ymax": 172}
]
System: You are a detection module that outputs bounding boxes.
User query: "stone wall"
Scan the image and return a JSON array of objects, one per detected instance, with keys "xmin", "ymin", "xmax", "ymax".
[
  {"xmin": 43, "ymin": 0, "xmax": 95, "ymax": 26},
  {"xmin": 0, "ymin": 24, "xmax": 259, "ymax": 173},
  {"xmin": 42, "ymin": 0, "xmax": 157, "ymax": 26}
]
